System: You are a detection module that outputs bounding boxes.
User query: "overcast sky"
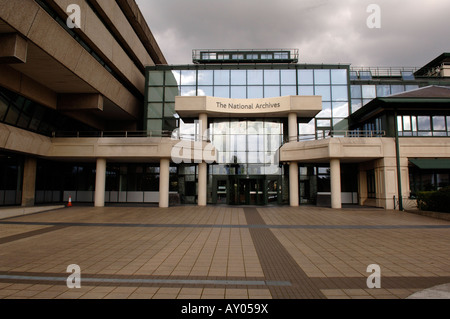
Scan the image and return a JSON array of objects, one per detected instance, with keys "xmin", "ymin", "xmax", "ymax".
[{"xmin": 136, "ymin": 0, "xmax": 450, "ymax": 67}]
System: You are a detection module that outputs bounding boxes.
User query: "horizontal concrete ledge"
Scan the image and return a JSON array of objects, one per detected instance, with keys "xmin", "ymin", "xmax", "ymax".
[{"xmin": 0, "ymin": 205, "xmax": 65, "ymax": 220}]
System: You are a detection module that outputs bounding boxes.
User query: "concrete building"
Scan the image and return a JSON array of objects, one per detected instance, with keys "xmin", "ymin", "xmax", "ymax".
[
  {"xmin": 0, "ymin": 0, "xmax": 178, "ymax": 208},
  {"xmin": 1, "ymin": 2, "xmax": 450, "ymax": 211},
  {"xmin": 147, "ymin": 50, "xmax": 450, "ymax": 209}
]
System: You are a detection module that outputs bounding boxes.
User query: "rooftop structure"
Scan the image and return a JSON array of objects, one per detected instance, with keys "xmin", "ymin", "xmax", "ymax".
[{"xmin": 192, "ymin": 49, "xmax": 299, "ymax": 64}]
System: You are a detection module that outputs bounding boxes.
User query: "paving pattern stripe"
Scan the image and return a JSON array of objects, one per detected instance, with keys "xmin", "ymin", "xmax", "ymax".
[
  {"xmin": 0, "ymin": 274, "xmax": 290, "ymax": 287},
  {"xmin": 1, "ymin": 221, "xmax": 449, "ymax": 229},
  {"xmin": 244, "ymin": 208, "xmax": 326, "ymax": 299},
  {"xmin": 0, "ymin": 225, "xmax": 69, "ymax": 245},
  {"xmin": 1, "ymin": 271, "xmax": 448, "ymax": 290}
]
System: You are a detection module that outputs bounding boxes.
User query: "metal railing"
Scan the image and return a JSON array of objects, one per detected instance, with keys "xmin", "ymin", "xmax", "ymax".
[
  {"xmin": 350, "ymin": 66, "xmax": 419, "ymax": 78},
  {"xmin": 295, "ymin": 130, "xmax": 386, "ymax": 142},
  {"xmin": 51, "ymin": 130, "xmax": 213, "ymax": 142},
  {"xmin": 52, "ymin": 130, "xmax": 174, "ymax": 138}
]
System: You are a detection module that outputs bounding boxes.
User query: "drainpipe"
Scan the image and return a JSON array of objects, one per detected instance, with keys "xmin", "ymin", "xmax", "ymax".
[{"xmin": 394, "ymin": 111, "xmax": 403, "ymax": 211}]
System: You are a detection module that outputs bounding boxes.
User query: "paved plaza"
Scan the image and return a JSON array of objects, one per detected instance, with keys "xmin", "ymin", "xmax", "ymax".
[{"xmin": 0, "ymin": 205, "xmax": 449, "ymax": 299}]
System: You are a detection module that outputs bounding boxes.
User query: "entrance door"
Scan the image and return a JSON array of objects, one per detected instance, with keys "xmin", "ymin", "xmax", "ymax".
[
  {"xmin": 235, "ymin": 177, "xmax": 264, "ymax": 205},
  {"xmin": 213, "ymin": 176, "xmax": 267, "ymax": 205}
]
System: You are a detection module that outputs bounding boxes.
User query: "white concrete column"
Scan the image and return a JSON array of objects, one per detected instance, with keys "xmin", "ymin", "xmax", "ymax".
[
  {"xmin": 289, "ymin": 162, "xmax": 299, "ymax": 207},
  {"xmin": 330, "ymin": 158, "xmax": 342, "ymax": 209},
  {"xmin": 94, "ymin": 158, "xmax": 106, "ymax": 207},
  {"xmin": 198, "ymin": 162, "xmax": 207, "ymax": 206},
  {"xmin": 288, "ymin": 112, "xmax": 298, "ymax": 142},
  {"xmin": 199, "ymin": 113, "xmax": 208, "ymax": 141},
  {"xmin": 197, "ymin": 113, "xmax": 208, "ymax": 206},
  {"xmin": 159, "ymin": 158, "xmax": 170, "ymax": 208}
]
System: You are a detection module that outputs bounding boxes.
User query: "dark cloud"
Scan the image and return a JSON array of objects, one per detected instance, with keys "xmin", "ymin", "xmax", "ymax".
[{"xmin": 136, "ymin": 0, "xmax": 450, "ymax": 67}]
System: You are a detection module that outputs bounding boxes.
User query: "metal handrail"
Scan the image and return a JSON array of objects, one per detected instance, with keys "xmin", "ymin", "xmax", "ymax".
[
  {"xmin": 295, "ymin": 130, "xmax": 386, "ymax": 142},
  {"xmin": 52, "ymin": 130, "xmax": 174, "ymax": 138},
  {"xmin": 350, "ymin": 66, "xmax": 419, "ymax": 77}
]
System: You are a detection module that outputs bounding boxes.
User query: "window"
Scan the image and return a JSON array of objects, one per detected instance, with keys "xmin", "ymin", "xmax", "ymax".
[
  {"xmin": 315, "ymin": 86, "xmax": 331, "ymax": 101},
  {"xmin": 231, "ymin": 70, "xmax": 247, "ymax": 85},
  {"xmin": 433, "ymin": 116, "xmax": 446, "ymax": 136},
  {"xmin": 214, "ymin": 70, "xmax": 230, "ymax": 85},
  {"xmin": 401, "ymin": 71, "xmax": 415, "ymax": 80},
  {"xmin": 202, "ymin": 52, "xmax": 216, "ymax": 60},
  {"xmin": 391, "ymin": 85, "xmax": 405, "ymax": 95},
  {"xmin": 418, "ymin": 116, "xmax": 431, "ymax": 132},
  {"xmin": 331, "ymin": 69, "xmax": 348, "ymax": 85},
  {"xmin": 198, "ymin": 70, "xmax": 213, "ymax": 85},
  {"xmin": 359, "ymin": 71, "xmax": 372, "ymax": 80},
  {"xmin": 314, "ymin": 70, "xmax": 330, "ymax": 85},
  {"xmin": 376, "ymin": 85, "xmax": 391, "ymax": 97},
  {"xmin": 281, "ymin": 70, "xmax": 297, "ymax": 85},
  {"xmin": 362, "ymin": 85, "xmax": 376, "ymax": 99},
  {"xmin": 274, "ymin": 52, "xmax": 289, "ymax": 59},
  {"xmin": 248, "ymin": 70, "xmax": 263, "ymax": 85},
  {"xmin": 264, "ymin": 70, "xmax": 280, "ymax": 85},
  {"xmin": 349, "ymin": 71, "xmax": 358, "ymax": 80},
  {"xmin": 332, "ymin": 86, "xmax": 348, "ymax": 101},
  {"xmin": 298, "ymin": 70, "xmax": 314, "ymax": 85}
]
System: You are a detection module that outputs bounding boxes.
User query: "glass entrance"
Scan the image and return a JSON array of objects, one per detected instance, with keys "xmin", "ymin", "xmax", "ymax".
[
  {"xmin": 213, "ymin": 175, "xmax": 281, "ymax": 205},
  {"xmin": 237, "ymin": 178, "xmax": 264, "ymax": 205}
]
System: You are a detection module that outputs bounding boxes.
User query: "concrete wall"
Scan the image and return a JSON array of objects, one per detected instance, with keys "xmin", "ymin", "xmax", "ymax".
[
  {"xmin": 0, "ymin": 0, "xmax": 143, "ymax": 119},
  {"xmin": 51, "ymin": 0, "xmax": 149, "ymax": 93}
]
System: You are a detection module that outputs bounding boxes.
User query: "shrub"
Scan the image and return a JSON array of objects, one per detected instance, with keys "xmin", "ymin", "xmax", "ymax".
[
  {"xmin": 417, "ymin": 186, "xmax": 450, "ymax": 213},
  {"xmin": 416, "ymin": 191, "xmax": 434, "ymax": 211}
]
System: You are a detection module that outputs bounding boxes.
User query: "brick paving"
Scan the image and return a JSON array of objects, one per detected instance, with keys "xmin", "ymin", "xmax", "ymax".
[{"xmin": 0, "ymin": 205, "xmax": 449, "ymax": 299}]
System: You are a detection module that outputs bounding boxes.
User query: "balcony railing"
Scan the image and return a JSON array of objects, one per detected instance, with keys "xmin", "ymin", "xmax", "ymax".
[
  {"xmin": 295, "ymin": 130, "xmax": 386, "ymax": 142},
  {"xmin": 52, "ymin": 130, "xmax": 174, "ymax": 138},
  {"xmin": 350, "ymin": 66, "xmax": 419, "ymax": 78}
]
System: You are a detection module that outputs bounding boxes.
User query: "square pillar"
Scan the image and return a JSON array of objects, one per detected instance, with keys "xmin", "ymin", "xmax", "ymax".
[
  {"xmin": 330, "ymin": 158, "xmax": 342, "ymax": 209},
  {"xmin": 159, "ymin": 158, "xmax": 170, "ymax": 208},
  {"xmin": 21, "ymin": 157, "xmax": 36, "ymax": 207},
  {"xmin": 288, "ymin": 112, "xmax": 298, "ymax": 142},
  {"xmin": 198, "ymin": 113, "xmax": 208, "ymax": 141},
  {"xmin": 198, "ymin": 162, "xmax": 207, "ymax": 206},
  {"xmin": 289, "ymin": 162, "xmax": 299, "ymax": 207},
  {"xmin": 94, "ymin": 158, "xmax": 106, "ymax": 207}
]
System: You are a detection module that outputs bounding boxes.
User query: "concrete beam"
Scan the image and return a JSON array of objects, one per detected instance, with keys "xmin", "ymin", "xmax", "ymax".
[
  {"xmin": 0, "ymin": 33, "xmax": 28, "ymax": 64},
  {"xmin": 58, "ymin": 94, "xmax": 104, "ymax": 111}
]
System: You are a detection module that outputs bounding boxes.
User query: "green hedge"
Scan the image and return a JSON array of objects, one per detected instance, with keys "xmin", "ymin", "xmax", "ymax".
[{"xmin": 417, "ymin": 186, "xmax": 450, "ymax": 213}]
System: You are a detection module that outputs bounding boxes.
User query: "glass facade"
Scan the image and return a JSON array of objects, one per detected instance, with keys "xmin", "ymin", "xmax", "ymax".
[
  {"xmin": 34, "ymin": 160, "xmax": 178, "ymax": 205},
  {"xmin": 146, "ymin": 64, "xmax": 350, "ymax": 205},
  {"xmin": 0, "ymin": 153, "xmax": 23, "ymax": 206},
  {"xmin": 146, "ymin": 65, "xmax": 350, "ymax": 141},
  {"xmin": 0, "ymin": 86, "xmax": 94, "ymax": 137},
  {"xmin": 350, "ymin": 84, "xmax": 420, "ymax": 113},
  {"xmin": 397, "ymin": 115, "xmax": 450, "ymax": 137}
]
